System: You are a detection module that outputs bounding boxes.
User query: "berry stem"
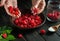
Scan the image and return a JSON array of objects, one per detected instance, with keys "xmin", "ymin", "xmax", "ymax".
[{"xmin": 22, "ymin": 36, "xmax": 27, "ymax": 41}]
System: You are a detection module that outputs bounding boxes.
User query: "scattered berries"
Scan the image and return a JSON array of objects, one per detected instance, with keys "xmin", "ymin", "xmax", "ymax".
[
  {"xmin": 18, "ymin": 34, "xmax": 23, "ymax": 38},
  {"xmin": 2, "ymin": 33, "xmax": 7, "ymax": 38},
  {"xmin": 14, "ymin": 14, "xmax": 43, "ymax": 29},
  {"xmin": 40, "ymin": 29, "xmax": 46, "ymax": 35}
]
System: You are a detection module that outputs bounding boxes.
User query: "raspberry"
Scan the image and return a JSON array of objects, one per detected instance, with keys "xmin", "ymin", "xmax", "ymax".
[
  {"xmin": 22, "ymin": 20, "xmax": 27, "ymax": 25},
  {"xmin": 18, "ymin": 34, "xmax": 23, "ymax": 38},
  {"xmin": 23, "ymin": 16, "xmax": 28, "ymax": 19},
  {"xmin": 33, "ymin": 8, "xmax": 39, "ymax": 14},
  {"xmin": 28, "ymin": 25, "xmax": 32, "ymax": 28},
  {"xmin": 15, "ymin": 11, "xmax": 19, "ymax": 15},
  {"xmin": 35, "ymin": 20, "xmax": 38, "ymax": 23},
  {"xmin": 8, "ymin": 6, "xmax": 13, "ymax": 10},
  {"xmin": 14, "ymin": 19, "xmax": 19, "ymax": 24},
  {"xmin": 28, "ymin": 17, "xmax": 31, "ymax": 21},
  {"xmin": 53, "ymin": 14, "xmax": 58, "ymax": 20},
  {"xmin": 13, "ymin": 14, "xmax": 42, "ymax": 29},
  {"xmin": 8, "ymin": 6, "xmax": 14, "ymax": 13},
  {"xmin": 11, "ymin": 10, "xmax": 15, "ymax": 14},
  {"xmin": 2, "ymin": 33, "xmax": 7, "ymax": 38},
  {"xmin": 24, "ymin": 25, "xmax": 27, "ymax": 28},
  {"xmin": 35, "ymin": 15, "xmax": 40, "ymax": 20},
  {"xmin": 40, "ymin": 29, "xmax": 46, "ymax": 35},
  {"xmin": 53, "ymin": 11, "xmax": 58, "ymax": 15},
  {"xmin": 47, "ymin": 11, "xmax": 59, "ymax": 20},
  {"xmin": 8, "ymin": 6, "xmax": 19, "ymax": 16},
  {"xmin": 30, "ymin": 19, "xmax": 35, "ymax": 24},
  {"xmin": 58, "ymin": 12, "xmax": 60, "ymax": 15},
  {"xmin": 32, "ymin": 22, "xmax": 37, "ymax": 27},
  {"xmin": 47, "ymin": 13, "xmax": 52, "ymax": 18},
  {"xmin": 30, "ymin": 15, "xmax": 34, "ymax": 19},
  {"xmin": 17, "ymin": 23, "xmax": 21, "ymax": 26},
  {"xmin": 20, "ymin": 25, "xmax": 24, "ymax": 28},
  {"xmin": 14, "ymin": 8, "xmax": 19, "ymax": 11}
]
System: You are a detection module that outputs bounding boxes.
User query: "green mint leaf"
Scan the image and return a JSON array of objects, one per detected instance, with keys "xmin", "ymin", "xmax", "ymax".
[
  {"xmin": 6, "ymin": 35, "xmax": 15, "ymax": 40},
  {"xmin": 1, "ymin": 26, "xmax": 12, "ymax": 31},
  {"xmin": 6, "ymin": 30, "xmax": 12, "ymax": 34},
  {"xmin": 0, "ymin": 27, "xmax": 1, "ymax": 31},
  {"xmin": 2, "ymin": 30, "xmax": 12, "ymax": 34},
  {"xmin": 0, "ymin": 39, "xmax": 8, "ymax": 41},
  {"xmin": 0, "ymin": 35, "xmax": 3, "ymax": 39},
  {"xmin": 0, "ymin": 31, "xmax": 3, "ymax": 34},
  {"xmin": 7, "ymin": 27, "xmax": 12, "ymax": 30}
]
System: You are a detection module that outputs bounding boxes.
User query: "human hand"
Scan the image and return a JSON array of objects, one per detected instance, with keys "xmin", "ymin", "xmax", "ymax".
[
  {"xmin": 31, "ymin": 0, "xmax": 46, "ymax": 15},
  {"xmin": 0, "ymin": 0, "xmax": 21, "ymax": 18}
]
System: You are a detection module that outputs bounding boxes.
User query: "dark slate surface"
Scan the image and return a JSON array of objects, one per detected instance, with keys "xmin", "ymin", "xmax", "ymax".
[{"xmin": 0, "ymin": 0, "xmax": 60, "ymax": 41}]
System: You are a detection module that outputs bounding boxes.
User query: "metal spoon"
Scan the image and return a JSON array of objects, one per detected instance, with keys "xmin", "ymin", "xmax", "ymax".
[{"xmin": 48, "ymin": 24, "xmax": 60, "ymax": 32}]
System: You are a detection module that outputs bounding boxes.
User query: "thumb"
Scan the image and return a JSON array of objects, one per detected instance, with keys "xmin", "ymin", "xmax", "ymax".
[
  {"xmin": 0, "ymin": 0, "xmax": 6, "ymax": 7},
  {"xmin": 12, "ymin": 0, "xmax": 17, "ymax": 8}
]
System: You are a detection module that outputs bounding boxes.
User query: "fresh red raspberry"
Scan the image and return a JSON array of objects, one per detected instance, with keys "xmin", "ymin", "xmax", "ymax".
[
  {"xmin": 14, "ymin": 8, "xmax": 19, "ymax": 11},
  {"xmin": 35, "ymin": 15, "xmax": 40, "ymax": 20},
  {"xmin": 8, "ymin": 6, "xmax": 14, "ymax": 13},
  {"xmin": 18, "ymin": 34, "xmax": 23, "ymax": 38},
  {"xmin": 40, "ymin": 29, "xmax": 46, "ymax": 35},
  {"xmin": 8, "ymin": 6, "xmax": 13, "ymax": 10},
  {"xmin": 8, "ymin": 6, "xmax": 19, "ymax": 16},
  {"xmin": 14, "ymin": 19, "xmax": 19, "ymax": 24},
  {"xmin": 33, "ymin": 7, "xmax": 39, "ymax": 15},
  {"xmin": 47, "ymin": 13, "xmax": 52, "ymax": 18},
  {"xmin": 2, "ymin": 33, "xmax": 7, "ymax": 38},
  {"xmin": 22, "ymin": 20, "xmax": 27, "ymax": 25},
  {"xmin": 47, "ymin": 11, "xmax": 59, "ymax": 20}
]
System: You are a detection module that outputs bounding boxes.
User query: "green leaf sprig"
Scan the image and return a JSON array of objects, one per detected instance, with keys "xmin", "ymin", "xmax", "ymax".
[{"xmin": 0, "ymin": 26, "xmax": 16, "ymax": 41}]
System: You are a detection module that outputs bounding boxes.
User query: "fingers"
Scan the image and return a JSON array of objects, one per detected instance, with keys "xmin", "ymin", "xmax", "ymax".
[
  {"xmin": 5, "ymin": 0, "xmax": 13, "ymax": 7},
  {"xmin": 32, "ymin": 0, "xmax": 38, "ymax": 6},
  {"xmin": 0, "ymin": 0, "xmax": 6, "ymax": 7},
  {"xmin": 38, "ymin": 0, "xmax": 46, "ymax": 14},
  {"xmin": 34, "ymin": 0, "xmax": 41, "ymax": 8},
  {"xmin": 31, "ymin": 0, "xmax": 41, "ymax": 15},
  {"xmin": 12, "ymin": 0, "xmax": 21, "ymax": 17},
  {"xmin": 4, "ymin": 4, "xmax": 21, "ymax": 18},
  {"xmin": 31, "ymin": 0, "xmax": 46, "ymax": 15},
  {"xmin": 4, "ymin": 4, "xmax": 16, "ymax": 18},
  {"xmin": 31, "ymin": 7, "xmax": 39, "ymax": 15},
  {"xmin": 12, "ymin": 0, "xmax": 17, "ymax": 8},
  {"xmin": 4, "ymin": 0, "xmax": 16, "ymax": 18}
]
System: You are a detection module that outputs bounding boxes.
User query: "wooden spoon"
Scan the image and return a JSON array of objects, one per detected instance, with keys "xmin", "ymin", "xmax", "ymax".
[{"xmin": 48, "ymin": 24, "xmax": 60, "ymax": 32}]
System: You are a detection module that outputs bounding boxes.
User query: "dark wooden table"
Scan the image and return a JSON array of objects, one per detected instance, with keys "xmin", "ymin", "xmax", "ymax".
[{"xmin": 0, "ymin": 0, "xmax": 60, "ymax": 41}]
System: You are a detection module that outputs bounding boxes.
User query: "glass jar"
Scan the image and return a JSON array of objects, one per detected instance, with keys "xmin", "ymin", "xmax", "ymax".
[{"xmin": 47, "ymin": 0, "xmax": 60, "ymax": 22}]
